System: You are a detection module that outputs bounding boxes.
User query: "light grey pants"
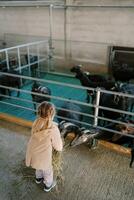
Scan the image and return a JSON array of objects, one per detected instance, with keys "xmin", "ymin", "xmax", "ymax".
[{"xmin": 35, "ymin": 168, "xmax": 53, "ymax": 187}]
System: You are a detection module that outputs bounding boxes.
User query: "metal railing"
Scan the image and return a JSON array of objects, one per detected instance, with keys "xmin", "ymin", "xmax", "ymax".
[
  {"xmin": 0, "ymin": 2, "xmax": 134, "ymax": 8},
  {"xmin": 0, "ymin": 40, "xmax": 50, "ymax": 76},
  {"xmin": 0, "ymin": 71, "xmax": 134, "ymax": 140}
]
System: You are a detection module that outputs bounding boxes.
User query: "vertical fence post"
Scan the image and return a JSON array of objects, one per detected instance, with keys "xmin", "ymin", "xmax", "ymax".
[
  {"xmin": 5, "ymin": 50, "xmax": 10, "ymax": 70},
  {"xmin": 49, "ymin": 4, "xmax": 54, "ymax": 71},
  {"xmin": 17, "ymin": 47, "xmax": 23, "ymax": 86},
  {"xmin": 49, "ymin": 4, "xmax": 53, "ymax": 50},
  {"xmin": 17, "ymin": 47, "xmax": 21, "ymax": 73},
  {"xmin": 36, "ymin": 44, "xmax": 40, "ymax": 77},
  {"xmin": 64, "ymin": 0, "xmax": 67, "ymax": 59},
  {"xmin": 47, "ymin": 42, "xmax": 50, "ymax": 72},
  {"xmin": 27, "ymin": 45, "xmax": 31, "ymax": 76},
  {"xmin": 93, "ymin": 88, "xmax": 101, "ymax": 127}
]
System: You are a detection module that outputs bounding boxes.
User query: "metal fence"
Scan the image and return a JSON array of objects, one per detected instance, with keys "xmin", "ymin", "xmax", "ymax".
[
  {"xmin": 0, "ymin": 40, "xmax": 134, "ymax": 141},
  {"xmin": 0, "ymin": 40, "xmax": 50, "ymax": 76},
  {"xmin": 0, "ymin": 71, "xmax": 134, "ymax": 140}
]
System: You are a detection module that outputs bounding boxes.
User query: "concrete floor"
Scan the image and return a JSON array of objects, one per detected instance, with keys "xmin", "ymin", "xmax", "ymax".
[{"xmin": 0, "ymin": 120, "xmax": 134, "ymax": 200}]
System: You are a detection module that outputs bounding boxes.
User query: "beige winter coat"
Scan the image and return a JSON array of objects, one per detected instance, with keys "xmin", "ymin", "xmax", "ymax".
[{"xmin": 25, "ymin": 117, "xmax": 63, "ymax": 171}]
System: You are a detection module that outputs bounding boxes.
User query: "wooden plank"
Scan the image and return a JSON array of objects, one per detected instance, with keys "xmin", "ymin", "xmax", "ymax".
[
  {"xmin": 0, "ymin": 113, "xmax": 32, "ymax": 128},
  {"xmin": 0, "ymin": 113, "xmax": 131, "ymax": 156},
  {"xmin": 98, "ymin": 140, "xmax": 131, "ymax": 156}
]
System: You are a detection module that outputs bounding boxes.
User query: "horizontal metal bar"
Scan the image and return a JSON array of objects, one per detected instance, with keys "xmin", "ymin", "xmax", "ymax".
[
  {"xmin": 113, "ymin": 50, "xmax": 134, "ymax": 54},
  {"xmin": 0, "ymin": 93, "xmax": 94, "ymax": 119},
  {"xmin": 0, "ymin": 100, "xmax": 93, "ymax": 127},
  {"xmin": 98, "ymin": 105, "xmax": 134, "ymax": 117},
  {"xmin": 0, "ymin": 40, "xmax": 48, "ymax": 53},
  {"xmin": 1, "ymin": 100, "xmax": 133, "ymax": 139},
  {"xmin": 0, "ymin": 1, "xmax": 64, "ymax": 7},
  {"xmin": 36, "ymin": 70, "xmax": 75, "ymax": 78},
  {"xmin": 97, "ymin": 125, "xmax": 134, "ymax": 139},
  {"xmin": 1, "ymin": 94, "xmax": 134, "ymax": 139},
  {"xmin": 1, "ymin": 85, "xmax": 134, "ymax": 125},
  {"xmin": 3, "ymin": 90, "xmax": 133, "ymax": 123},
  {"xmin": 0, "ymin": 76, "xmax": 134, "ymax": 112},
  {"xmin": 99, "ymin": 88, "xmax": 134, "ymax": 99},
  {"xmin": 97, "ymin": 116, "xmax": 134, "ymax": 128},
  {"xmin": 1, "ymin": 70, "xmax": 134, "ymax": 137},
  {"xmin": 0, "ymin": 84, "xmax": 92, "ymax": 107},
  {"xmin": 0, "ymin": 93, "xmax": 40, "ymax": 108},
  {"xmin": 55, "ymin": 115, "xmax": 93, "ymax": 127},
  {"xmin": 56, "ymin": 115, "xmax": 134, "ymax": 138},
  {"xmin": 0, "ymin": 82, "xmax": 134, "ymax": 115},
  {"xmin": 0, "ymin": 71, "xmax": 94, "ymax": 92},
  {"xmin": 0, "ymin": 2, "xmax": 134, "ymax": 8},
  {"xmin": 6, "ymin": 71, "xmax": 134, "ymax": 98},
  {"xmin": 1, "ymin": 71, "xmax": 134, "ymax": 99},
  {"xmin": 0, "ymin": 100, "xmax": 34, "ymax": 112},
  {"xmin": 51, "ymin": 38, "xmax": 113, "ymax": 46},
  {"xmin": 64, "ymin": 5, "xmax": 134, "ymax": 8},
  {"xmin": 15, "ymin": 58, "xmax": 47, "ymax": 71},
  {"xmin": 0, "ymin": 93, "xmax": 34, "ymax": 104},
  {"xmin": 56, "ymin": 106, "xmax": 94, "ymax": 119}
]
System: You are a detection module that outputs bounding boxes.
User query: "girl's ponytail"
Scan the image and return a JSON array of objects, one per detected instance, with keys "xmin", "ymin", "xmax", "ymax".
[{"xmin": 37, "ymin": 101, "xmax": 56, "ymax": 129}]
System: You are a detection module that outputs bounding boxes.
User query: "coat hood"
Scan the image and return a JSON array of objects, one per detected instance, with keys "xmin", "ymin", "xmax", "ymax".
[{"xmin": 31, "ymin": 117, "xmax": 54, "ymax": 142}]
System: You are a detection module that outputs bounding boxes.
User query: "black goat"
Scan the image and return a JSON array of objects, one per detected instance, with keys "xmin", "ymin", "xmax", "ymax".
[
  {"xmin": 0, "ymin": 58, "xmax": 17, "ymax": 72},
  {"xmin": 71, "ymin": 65, "xmax": 115, "ymax": 103},
  {"xmin": 71, "ymin": 122, "xmax": 123, "ymax": 147},
  {"xmin": 71, "ymin": 65, "xmax": 126, "ymax": 124},
  {"xmin": 0, "ymin": 69, "xmax": 21, "ymax": 98},
  {"xmin": 31, "ymin": 81, "xmax": 51, "ymax": 110},
  {"xmin": 0, "ymin": 60, "xmax": 8, "ymax": 72},
  {"xmin": 84, "ymin": 71, "xmax": 108, "ymax": 82},
  {"xmin": 98, "ymin": 89, "xmax": 127, "ymax": 124},
  {"xmin": 57, "ymin": 101, "xmax": 83, "ymax": 127},
  {"xmin": 58, "ymin": 120, "xmax": 80, "ymax": 138},
  {"xmin": 117, "ymin": 83, "xmax": 134, "ymax": 115},
  {"xmin": 130, "ymin": 149, "xmax": 134, "ymax": 168},
  {"xmin": 71, "ymin": 126, "xmax": 99, "ymax": 148}
]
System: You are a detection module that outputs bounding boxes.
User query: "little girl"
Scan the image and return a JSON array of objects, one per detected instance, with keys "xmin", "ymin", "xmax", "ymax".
[{"xmin": 25, "ymin": 101, "xmax": 63, "ymax": 192}]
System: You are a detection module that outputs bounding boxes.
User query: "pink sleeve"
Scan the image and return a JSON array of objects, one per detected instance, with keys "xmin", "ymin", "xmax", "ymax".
[{"xmin": 51, "ymin": 127, "xmax": 63, "ymax": 151}]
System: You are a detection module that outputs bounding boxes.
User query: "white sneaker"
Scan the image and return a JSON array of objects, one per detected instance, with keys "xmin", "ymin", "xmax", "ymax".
[{"xmin": 44, "ymin": 180, "xmax": 56, "ymax": 192}]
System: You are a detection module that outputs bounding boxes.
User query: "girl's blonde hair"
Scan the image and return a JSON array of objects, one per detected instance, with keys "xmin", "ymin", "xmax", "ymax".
[
  {"xmin": 35, "ymin": 101, "xmax": 56, "ymax": 130},
  {"xmin": 37, "ymin": 101, "xmax": 56, "ymax": 119}
]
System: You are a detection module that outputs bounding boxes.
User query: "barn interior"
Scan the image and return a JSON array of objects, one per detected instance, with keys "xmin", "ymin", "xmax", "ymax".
[{"xmin": 0, "ymin": 1, "xmax": 134, "ymax": 199}]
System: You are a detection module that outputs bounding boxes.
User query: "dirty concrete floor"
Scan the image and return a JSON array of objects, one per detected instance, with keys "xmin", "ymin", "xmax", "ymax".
[{"xmin": 0, "ymin": 120, "xmax": 134, "ymax": 200}]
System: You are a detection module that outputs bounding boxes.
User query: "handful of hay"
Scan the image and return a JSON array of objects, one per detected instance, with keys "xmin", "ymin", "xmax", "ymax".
[{"xmin": 52, "ymin": 149, "xmax": 64, "ymax": 186}]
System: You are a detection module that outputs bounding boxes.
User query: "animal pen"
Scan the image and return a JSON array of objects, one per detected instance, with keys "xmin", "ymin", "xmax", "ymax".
[{"xmin": 0, "ymin": 40, "xmax": 134, "ymax": 158}]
